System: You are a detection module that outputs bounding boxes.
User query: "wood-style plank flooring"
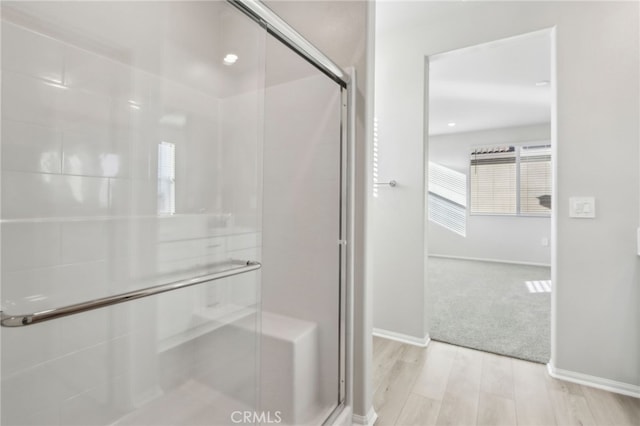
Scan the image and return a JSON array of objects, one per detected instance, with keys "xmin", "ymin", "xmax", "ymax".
[{"xmin": 373, "ymin": 337, "xmax": 640, "ymax": 426}]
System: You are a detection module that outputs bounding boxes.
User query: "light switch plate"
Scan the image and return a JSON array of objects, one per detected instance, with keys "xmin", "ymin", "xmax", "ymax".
[{"xmin": 569, "ymin": 197, "xmax": 596, "ymax": 218}]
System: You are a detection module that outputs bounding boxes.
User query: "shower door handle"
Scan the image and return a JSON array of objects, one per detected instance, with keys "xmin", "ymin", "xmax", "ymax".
[{"xmin": 0, "ymin": 260, "xmax": 261, "ymax": 327}]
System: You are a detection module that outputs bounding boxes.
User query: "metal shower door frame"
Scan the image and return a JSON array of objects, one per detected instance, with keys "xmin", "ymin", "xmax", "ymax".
[{"xmin": 227, "ymin": 0, "xmax": 353, "ymax": 422}]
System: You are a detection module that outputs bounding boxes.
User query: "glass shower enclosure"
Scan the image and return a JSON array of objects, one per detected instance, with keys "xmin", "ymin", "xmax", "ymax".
[{"xmin": 0, "ymin": 1, "xmax": 350, "ymax": 425}]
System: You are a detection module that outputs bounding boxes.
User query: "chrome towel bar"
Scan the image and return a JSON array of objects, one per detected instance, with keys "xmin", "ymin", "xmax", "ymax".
[
  {"xmin": 0, "ymin": 260, "xmax": 261, "ymax": 327},
  {"xmin": 373, "ymin": 180, "xmax": 397, "ymax": 187}
]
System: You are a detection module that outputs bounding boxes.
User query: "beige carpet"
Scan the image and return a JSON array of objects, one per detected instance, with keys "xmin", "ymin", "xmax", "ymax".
[{"xmin": 428, "ymin": 257, "xmax": 551, "ymax": 363}]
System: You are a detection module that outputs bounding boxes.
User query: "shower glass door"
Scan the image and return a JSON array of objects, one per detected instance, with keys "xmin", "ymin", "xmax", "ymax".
[
  {"xmin": 260, "ymin": 31, "xmax": 346, "ymax": 425},
  {"xmin": 1, "ymin": 1, "xmax": 265, "ymax": 425}
]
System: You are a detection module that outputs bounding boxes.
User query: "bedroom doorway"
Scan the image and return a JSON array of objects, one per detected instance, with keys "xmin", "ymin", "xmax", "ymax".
[{"xmin": 426, "ymin": 29, "xmax": 554, "ymax": 363}]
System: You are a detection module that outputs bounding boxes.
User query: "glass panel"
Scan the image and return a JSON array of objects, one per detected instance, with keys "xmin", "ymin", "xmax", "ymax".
[
  {"xmin": 1, "ymin": 1, "xmax": 264, "ymax": 425},
  {"xmin": 261, "ymin": 34, "xmax": 343, "ymax": 424}
]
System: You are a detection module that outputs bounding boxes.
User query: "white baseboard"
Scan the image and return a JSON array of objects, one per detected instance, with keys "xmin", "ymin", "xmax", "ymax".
[
  {"xmin": 352, "ymin": 407, "xmax": 377, "ymax": 426},
  {"xmin": 547, "ymin": 362, "xmax": 640, "ymax": 398},
  {"xmin": 373, "ymin": 328, "xmax": 430, "ymax": 347},
  {"xmin": 331, "ymin": 405, "xmax": 352, "ymax": 426},
  {"xmin": 429, "ymin": 254, "xmax": 551, "ymax": 268}
]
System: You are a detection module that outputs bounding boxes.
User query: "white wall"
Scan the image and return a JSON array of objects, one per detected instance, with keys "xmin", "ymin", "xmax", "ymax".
[
  {"xmin": 375, "ymin": 1, "xmax": 639, "ymax": 390},
  {"xmin": 429, "ymin": 215, "xmax": 550, "ymax": 265},
  {"xmin": 429, "ymin": 124, "xmax": 551, "ymax": 265},
  {"xmin": 372, "ymin": 18, "xmax": 429, "ymax": 342},
  {"xmin": 430, "ymin": 124, "xmax": 550, "ymax": 174}
]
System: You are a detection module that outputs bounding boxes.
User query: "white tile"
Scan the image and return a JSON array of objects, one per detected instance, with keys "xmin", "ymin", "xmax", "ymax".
[
  {"xmin": 62, "ymin": 129, "xmax": 130, "ymax": 178},
  {"xmin": 156, "ymin": 254, "xmax": 227, "ymax": 276},
  {"xmin": 109, "ymin": 177, "xmax": 157, "ymax": 217},
  {"xmin": 2, "ymin": 171, "xmax": 110, "ymax": 219},
  {"xmin": 64, "ymin": 44, "xmax": 135, "ymax": 100},
  {"xmin": 58, "ymin": 87, "xmax": 113, "ymax": 134},
  {"xmin": 157, "ymin": 77, "xmax": 219, "ymax": 116},
  {"xmin": 1, "ymin": 70, "xmax": 70, "ymax": 128},
  {"xmin": 1, "ymin": 322, "xmax": 59, "ymax": 377},
  {"xmin": 157, "ymin": 286, "xmax": 200, "ymax": 341},
  {"xmin": 226, "ymin": 265, "xmax": 260, "ymax": 307},
  {"xmin": 19, "ymin": 260, "xmax": 113, "ymax": 303},
  {"xmin": 157, "ymin": 215, "xmax": 209, "ymax": 241},
  {"xmin": 2, "ymin": 119, "xmax": 63, "ymax": 174},
  {"xmin": 0, "ymin": 221, "xmax": 61, "ymax": 271},
  {"xmin": 128, "ymin": 131, "xmax": 153, "ymax": 180},
  {"xmin": 2, "ymin": 171, "xmax": 64, "ymax": 219},
  {"xmin": 0, "ymin": 403, "xmax": 61, "ymax": 426},
  {"xmin": 58, "ymin": 175, "xmax": 110, "ymax": 217},
  {"xmin": 156, "ymin": 236, "xmax": 225, "ymax": 263},
  {"xmin": 1, "ymin": 22, "xmax": 65, "ymax": 83},
  {"xmin": 60, "ymin": 221, "xmax": 109, "ymax": 264},
  {"xmin": 1, "ymin": 360, "xmax": 79, "ymax": 416},
  {"xmin": 52, "ymin": 336, "xmax": 132, "ymax": 395},
  {"xmin": 227, "ymin": 232, "xmax": 260, "ymax": 252},
  {"xmin": 2, "ymin": 69, "xmax": 114, "ymax": 133},
  {"xmin": 51, "ymin": 309, "xmax": 129, "ymax": 359},
  {"xmin": 59, "ymin": 376, "xmax": 131, "ymax": 426},
  {"xmin": 1, "ymin": 262, "xmax": 107, "ymax": 314}
]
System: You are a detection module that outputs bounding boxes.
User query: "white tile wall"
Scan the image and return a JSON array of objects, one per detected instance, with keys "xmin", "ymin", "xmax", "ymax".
[
  {"xmin": 1, "ymin": 120, "xmax": 63, "ymax": 174},
  {"xmin": 1, "ymin": 3, "xmax": 264, "ymax": 425},
  {"xmin": 1, "ymin": 221, "xmax": 62, "ymax": 271},
  {"xmin": 3, "ymin": 261, "xmax": 109, "ymax": 312},
  {"xmin": 62, "ymin": 129, "xmax": 131, "ymax": 178},
  {"xmin": 1, "ymin": 21, "xmax": 65, "ymax": 83}
]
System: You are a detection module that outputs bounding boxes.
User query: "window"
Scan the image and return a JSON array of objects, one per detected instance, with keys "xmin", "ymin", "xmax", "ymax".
[
  {"xmin": 157, "ymin": 141, "xmax": 176, "ymax": 215},
  {"xmin": 520, "ymin": 145, "xmax": 552, "ymax": 214},
  {"xmin": 470, "ymin": 144, "xmax": 551, "ymax": 216},
  {"xmin": 428, "ymin": 162, "xmax": 467, "ymax": 236}
]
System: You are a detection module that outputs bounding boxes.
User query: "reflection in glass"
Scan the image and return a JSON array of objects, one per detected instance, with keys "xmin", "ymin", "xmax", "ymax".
[{"xmin": 157, "ymin": 141, "xmax": 176, "ymax": 215}]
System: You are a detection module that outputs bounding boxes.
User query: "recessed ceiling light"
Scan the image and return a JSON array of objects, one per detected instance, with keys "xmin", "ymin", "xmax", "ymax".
[
  {"xmin": 223, "ymin": 53, "xmax": 238, "ymax": 66},
  {"xmin": 447, "ymin": 122, "xmax": 456, "ymax": 127},
  {"xmin": 535, "ymin": 80, "xmax": 550, "ymax": 87}
]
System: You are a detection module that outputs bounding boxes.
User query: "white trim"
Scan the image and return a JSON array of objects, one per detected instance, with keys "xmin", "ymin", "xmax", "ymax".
[
  {"xmin": 373, "ymin": 328, "xmax": 431, "ymax": 347},
  {"xmin": 345, "ymin": 65, "xmax": 356, "ymax": 426},
  {"xmin": 352, "ymin": 407, "xmax": 378, "ymax": 426},
  {"xmin": 428, "ymin": 254, "xmax": 551, "ymax": 268},
  {"xmin": 331, "ymin": 405, "xmax": 353, "ymax": 426},
  {"xmin": 549, "ymin": 23, "xmax": 559, "ymax": 385},
  {"xmin": 547, "ymin": 362, "xmax": 640, "ymax": 399}
]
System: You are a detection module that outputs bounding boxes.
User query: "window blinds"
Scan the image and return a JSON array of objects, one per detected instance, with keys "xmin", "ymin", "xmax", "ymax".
[
  {"xmin": 470, "ymin": 146, "xmax": 517, "ymax": 214},
  {"xmin": 520, "ymin": 145, "xmax": 551, "ymax": 213},
  {"xmin": 469, "ymin": 144, "xmax": 551, "ymax": 216}
]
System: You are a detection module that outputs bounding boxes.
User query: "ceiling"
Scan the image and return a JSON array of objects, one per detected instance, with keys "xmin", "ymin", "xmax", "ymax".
[
  {"xmin": 376, "ymin": 1, "xmax": 552, "ymax": 136},
  {"xmin": 428, "ymin": 30, "xmax": 552, "ymax": 135},
  {"xmin": 3, "ymin": 0, "xmax": 357, "ymax": 99},
  {"xmin": 2, "ymin": 1, "xmax": 267, "ymax": 98}
]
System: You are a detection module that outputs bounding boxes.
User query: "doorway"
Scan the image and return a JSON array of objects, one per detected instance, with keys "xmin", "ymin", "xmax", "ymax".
[{"xmin": 426, "ymin": 29, "xmax": 554, "ymax": 363}]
